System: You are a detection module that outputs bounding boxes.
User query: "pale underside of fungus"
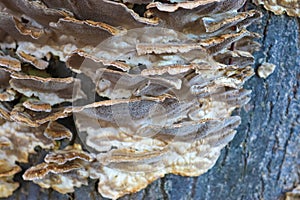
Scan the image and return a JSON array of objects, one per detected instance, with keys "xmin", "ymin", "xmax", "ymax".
[{"xmin": 0, "ymin": 0, "xmax": 268, "ymax": 199}]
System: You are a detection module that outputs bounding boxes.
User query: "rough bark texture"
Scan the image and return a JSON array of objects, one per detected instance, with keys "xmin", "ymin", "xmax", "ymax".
[{"xmin": 2, "ymin": 1, "xmax": 300, "ymax": 200}]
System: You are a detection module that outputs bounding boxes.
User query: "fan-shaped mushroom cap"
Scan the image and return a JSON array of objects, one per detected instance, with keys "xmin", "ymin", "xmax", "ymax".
[{"xmin": 253, "ymin": 0, "xmax": 300, "ymax": 17}]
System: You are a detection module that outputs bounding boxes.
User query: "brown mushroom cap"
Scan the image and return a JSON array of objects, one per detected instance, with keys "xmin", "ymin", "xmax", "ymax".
[
  {"xmin": 0, "ymin": 55, "xmax": 21, "ymax": 71},
  {"xmin": 23, "ymin": 161, "xmax": 83, "ymax": 180},
  {"xmin": 22, "ymin": 144, "xmax": 92, "ymax": 194},
  {"xmin": 44, "ymin": 144, "xmax": 95, "ymax": 164},
  {"xmin": 10, "ymin": 73, "xmax": 86, "ymax": 105},
  {"xmin": 94, "ymin": 68, "xmax": 182, "ymax": 99},
  {"xmin": 0, "ymin": 12, "xmax": 45, "ymax": 43},
  {"xmin": 0, "ymin": 0, "xmax": 72, "ymax": 27},
  {"xmin": 147, "ymin": 0, "xmax": 223, "ymax": 12},
  {"xmin": 0, "ymin": 121, "xmax": 54, "ymax": 163},
  {"xmin": 69, "ymin": 95, "xmax": 194, "ymax": 127},
  {"xmin": 10, "ymin": 104, "xmax": 70, "ymax": 127},
  {"xmin": 41, "ymin": 0, "xmax": 159, "ymax": 28},
  {"xmin": 32, "ymin": 169, "xmax": 89, "ymax": 194},
  {"xmin": 23, "ymin": 99, "xmax": 52, "ymax": 112},
  {"xmin": 214, "ymin": 50, "xmax": 255, "ymax": 67},
  {"xmin": 16, "ymin": 51, "xmax": 48, "ymax": 70},
  {"xmin": 43, "ymin": 121, "xmax": 73, "ymax": 141},
  {"xmin": 49, "ymin": 17, "xmax": 125, "ymax": 46},
  {"xmin": 66, "ymin": 49, "xmax": 131, "ymax": 73}
]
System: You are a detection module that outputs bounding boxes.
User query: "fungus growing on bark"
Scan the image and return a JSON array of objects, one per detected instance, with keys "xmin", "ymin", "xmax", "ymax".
[
  {"xmin": 23, "ymin": 144, "xmax": 93, "ymax": 194},
  {"xmin": 0, "ymin": 55, "xmax": 21, "ymax": 71},
  {"xmin": 0, "ymin": 145, "xmax": 21, "ymax": 198},
  {"xmin": 253, "ymin": 0, "xmax": 300, "ymax": 17},
  {"xmin": 0, "ymin": 0, "xmax": 264, "ymax": 198},
  {"xmin": 43, "ymin": 121, "xmax": 73, "ymax": 141},
  {"xmin": 0, "ymin": 120, "xmax": 54, "ymax": 197},
  {"xmin": 0, "ymin": 162, "xmax": 21, "ymax": 198},
  {"xmin": 16, "ymin": 51, "xmax": 49, "ymax": 70},
  {"xmin": 10, "ymin": 73, "xmax": 85, "ymax": 105},
  {"xmin": 23, "ymin": 99, "xmax": 52, "ymax": 112}
]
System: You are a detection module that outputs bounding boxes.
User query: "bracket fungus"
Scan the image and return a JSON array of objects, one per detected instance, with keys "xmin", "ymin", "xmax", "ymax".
[
  {"xmin": 23, "ymin": 144, "xmax": 93, "ymax": 194},
  {"xmin": 0, "ymin": 120, "xmax": 54, "ymax": 197},
  {"xmin": 253, "ymin": 0, "xmax": 300, "ymax": 17},
  {"xmin": 0, "ymin": 0, "xmax": 263, "ymax": 199}
]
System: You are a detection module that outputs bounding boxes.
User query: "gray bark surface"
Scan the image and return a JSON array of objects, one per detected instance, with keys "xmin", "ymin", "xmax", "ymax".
[{"xmin": 3, "ymin": 1, "xmax": 300, "ymax": 200}]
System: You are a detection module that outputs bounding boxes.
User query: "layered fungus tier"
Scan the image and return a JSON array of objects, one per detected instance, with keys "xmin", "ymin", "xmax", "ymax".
[{"xmin": 0, "ymin": 0, "xmax": 263, "ymax": 199}]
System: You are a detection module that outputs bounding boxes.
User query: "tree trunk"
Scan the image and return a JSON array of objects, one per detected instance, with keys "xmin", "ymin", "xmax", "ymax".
[{"xmin": 5, "ymin": 1, "xmax": 300, "ymax": 200}]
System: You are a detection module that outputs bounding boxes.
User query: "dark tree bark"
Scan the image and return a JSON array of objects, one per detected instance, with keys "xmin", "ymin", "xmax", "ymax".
[{"xmin": 3, "ymin": 1, "xmax": 300, "ymax": 200}]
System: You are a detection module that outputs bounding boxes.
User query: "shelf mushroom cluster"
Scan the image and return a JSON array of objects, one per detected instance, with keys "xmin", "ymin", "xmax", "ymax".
[
  {"xmin": 0, "ymin": 120, "xmax": 54, "ymax": 198},
  {"xmin": 0, "ymin": 0, "xmax": 262, "ymax": 199},
  {"xmin": 253, "ymin": 0, "xmax": 300, "ymax": 17}
]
